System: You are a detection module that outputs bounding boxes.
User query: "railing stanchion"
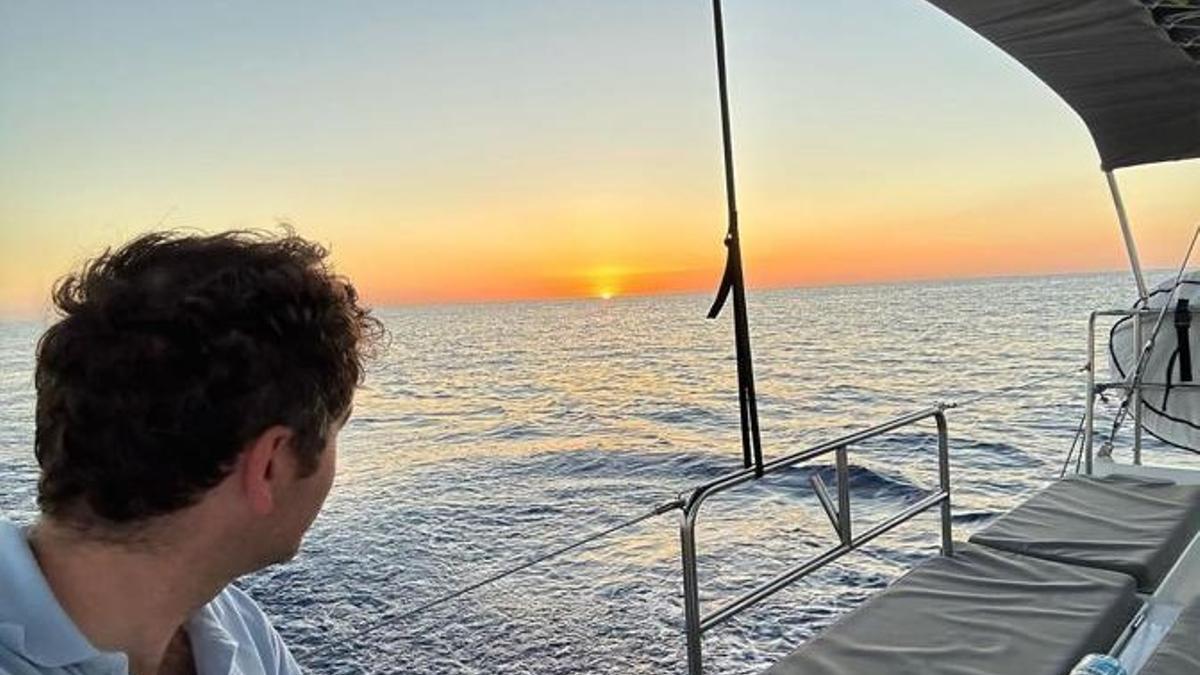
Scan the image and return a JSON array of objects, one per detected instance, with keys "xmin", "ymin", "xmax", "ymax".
[
  {"xmin": 680, "ymin": 506, "xmax": 704, "ymax": 675},
  {"xmin": 1133, "ymin": 312, "xmax": 1144, "ymax": 465},
  {"xmin": 1086, "ymin": 312, "xmax": 1097, "ymax": 474},
  {"xmin": 835, "ymin": 445, "xmax": 852, "ymax": 546},
  {"xmin": 936, "ymin": 410, "xmax": 953, "ymax": 557}
]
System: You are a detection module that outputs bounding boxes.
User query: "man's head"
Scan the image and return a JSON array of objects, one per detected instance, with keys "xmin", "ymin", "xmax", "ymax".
[{"xmin": 33, "ymin": 230, "xmax": 382, "ymax": 563}]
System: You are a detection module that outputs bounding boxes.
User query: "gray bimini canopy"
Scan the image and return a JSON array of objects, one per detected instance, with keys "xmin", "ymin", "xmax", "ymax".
[{"xmin": 926, "ymin": 0, "xmax": 1200, "ymax": 171}]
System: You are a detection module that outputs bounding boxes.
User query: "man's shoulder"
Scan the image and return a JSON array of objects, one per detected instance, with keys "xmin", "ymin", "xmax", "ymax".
[
  {"xmin": 196, "ymin": 584, "xmax": 303, "ymax": 675},
  {"xmin": 208, "ymin": 584, "xmax": 274, "ymax": 633}
]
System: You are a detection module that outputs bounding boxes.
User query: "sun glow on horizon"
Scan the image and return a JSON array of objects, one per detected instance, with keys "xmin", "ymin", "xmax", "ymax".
[{"xmin": 587, "ymin": 264, "xmax": 627, "ymax": 302}]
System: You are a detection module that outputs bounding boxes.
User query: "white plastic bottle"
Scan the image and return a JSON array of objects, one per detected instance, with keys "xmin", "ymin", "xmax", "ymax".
[{"xmin": 1068, "ymin": 654, "xmax": 1128, "ymax": 675}]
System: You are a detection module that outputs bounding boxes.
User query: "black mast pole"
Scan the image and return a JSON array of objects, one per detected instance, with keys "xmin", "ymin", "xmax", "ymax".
[{"xmin": 706, "ymin": 0, "xmax": 764, "ymax": 476}]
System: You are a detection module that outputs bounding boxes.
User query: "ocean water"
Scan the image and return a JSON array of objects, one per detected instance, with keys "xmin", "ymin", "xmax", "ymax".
[{"xmin": 3, "ymin": 272, "xmax": 1197, "ymax": 674}]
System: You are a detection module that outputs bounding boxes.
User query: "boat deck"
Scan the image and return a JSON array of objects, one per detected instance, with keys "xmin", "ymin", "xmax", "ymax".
[
  {"xmin": 1096, "ymin": 460, "xmax": 1200, "ymax": 673},
  {"xmin": 759, "ymin": 459, "xmax": 1200, "ymax": 674}
]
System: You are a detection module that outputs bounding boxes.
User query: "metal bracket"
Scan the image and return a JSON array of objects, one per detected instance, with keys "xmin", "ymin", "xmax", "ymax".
[
  {"xmin": 809, "ymin": 473, "xmax": 843, "ymax": 539},
  {"xmin": 808, "ymin": 445, "xmax": 852, "ymax": 545}
]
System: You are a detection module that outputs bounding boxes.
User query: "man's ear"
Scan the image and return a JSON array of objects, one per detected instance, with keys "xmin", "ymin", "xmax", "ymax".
[{"xmin": 240, "ymin": 425, "xmax": 294, "ymax": 516}]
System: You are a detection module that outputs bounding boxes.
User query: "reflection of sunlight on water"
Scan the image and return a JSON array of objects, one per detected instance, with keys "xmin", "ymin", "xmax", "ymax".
[
  {"xmin": 4, "ymin": 273, "xmax": 1200, "ymax": 674},
  {"xmin": 578, "ymin": 526, "xmax": 680, "ymax": 569}
]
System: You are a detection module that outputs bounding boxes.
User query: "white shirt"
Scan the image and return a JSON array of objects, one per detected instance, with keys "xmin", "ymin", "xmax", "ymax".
[{"xmin": 0, "ymin": 520, "xmax": 303, "ymax": 675}]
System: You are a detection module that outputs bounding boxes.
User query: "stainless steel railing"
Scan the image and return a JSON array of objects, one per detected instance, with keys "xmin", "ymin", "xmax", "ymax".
[
  {"xmin": 677, "ymin": 405, "xmax": 953, "ymax": 675},
  {"xmin": 1085, "ymin": 308, "xmax": 1199, "ymax": 471}
]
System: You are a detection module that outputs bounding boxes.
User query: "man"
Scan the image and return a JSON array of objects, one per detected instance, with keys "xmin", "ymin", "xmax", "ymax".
[{"xmin": 0, "ymin": 231, "xmax": 382, "ymax": 674}]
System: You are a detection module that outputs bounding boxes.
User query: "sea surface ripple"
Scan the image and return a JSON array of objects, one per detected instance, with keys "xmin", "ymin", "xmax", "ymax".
[{"xmin": 3, "ymin": 272, "xmax": 1196, "ymax": 674}]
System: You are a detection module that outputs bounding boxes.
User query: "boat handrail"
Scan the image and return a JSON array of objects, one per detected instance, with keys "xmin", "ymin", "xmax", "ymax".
[{"xmin": 678, "ymin": 404, "xmax": 953, "ymax": 675}]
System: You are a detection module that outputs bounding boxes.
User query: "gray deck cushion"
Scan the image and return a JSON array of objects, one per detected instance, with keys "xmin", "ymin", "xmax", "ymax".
[
  {"xmin": 1140, "ymin": 596, "xmax": 1200, "ymax": 675},
  {"xmin": 969, "ymin": 474, "xmax": 1200, "ymax": 592},
  {"xmin": 764, "ymin": 543, "xmax": 1140, "ymax": 675}
]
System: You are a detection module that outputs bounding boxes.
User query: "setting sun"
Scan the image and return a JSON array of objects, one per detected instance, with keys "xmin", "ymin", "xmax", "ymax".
[{"xmin": 587, "ymin": 265, "xmax": 626, "ymax": 301}]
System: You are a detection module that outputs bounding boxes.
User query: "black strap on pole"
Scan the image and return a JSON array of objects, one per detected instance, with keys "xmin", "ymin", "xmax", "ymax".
[
  {"xmin": 706, "ymin": 0, "xmax": 764, "ymax": 477},
  {"xmin": 1174, "ymin": 298, "xmax": 1192, "ymax": 382}
]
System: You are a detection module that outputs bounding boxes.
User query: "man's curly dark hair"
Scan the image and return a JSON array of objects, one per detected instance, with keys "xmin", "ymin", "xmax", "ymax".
[{"xmin": 33, "ymin": 230, "xmax": 384, "ymax": 526}]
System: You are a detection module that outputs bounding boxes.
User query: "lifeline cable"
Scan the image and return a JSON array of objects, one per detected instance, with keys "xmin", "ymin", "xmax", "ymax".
[
  {"xmin": 304, "ymin": 496, "xmax": 683, "ymax": 657},
  {"xmin": 1058, "ymin": 409, "xmax": 1089, "ymax": 478},
  {"xmin": 948, "ymin": 365, "xmax": 1086, "ymax": 409}
]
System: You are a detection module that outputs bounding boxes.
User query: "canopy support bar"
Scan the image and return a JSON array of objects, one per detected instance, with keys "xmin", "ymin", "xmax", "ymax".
[
  {"xmin": 706, "ymin": 0, "xmax": 764, "ymax": 477},
  {"xmin": 1106, "ymin": 170, "xmax": 1150, "ymax": 303}
]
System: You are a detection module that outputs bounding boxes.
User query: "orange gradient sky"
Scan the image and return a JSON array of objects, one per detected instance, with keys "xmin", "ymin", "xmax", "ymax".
[{"xmin": 2, "ymin": 2, "xmax": 1197, "ymax": 316}]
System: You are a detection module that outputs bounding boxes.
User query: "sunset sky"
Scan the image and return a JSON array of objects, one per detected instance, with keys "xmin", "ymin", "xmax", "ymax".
[{"xmin": 2, "ymin": 1, "xmax": 1198, "ymax": 316}]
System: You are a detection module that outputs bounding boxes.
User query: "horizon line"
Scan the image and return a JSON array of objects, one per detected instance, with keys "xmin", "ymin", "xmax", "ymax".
[
  {"xmin": 364, "ymin": 265, "xmax": 1149, "ymax": 310},
  {"xmin": 0, "ymin": 263, "xmax": 1147, "ymax": 319},
  {"xmin": 0, "ymin": 266, "xmax": 1150, "ymax": 322}
]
